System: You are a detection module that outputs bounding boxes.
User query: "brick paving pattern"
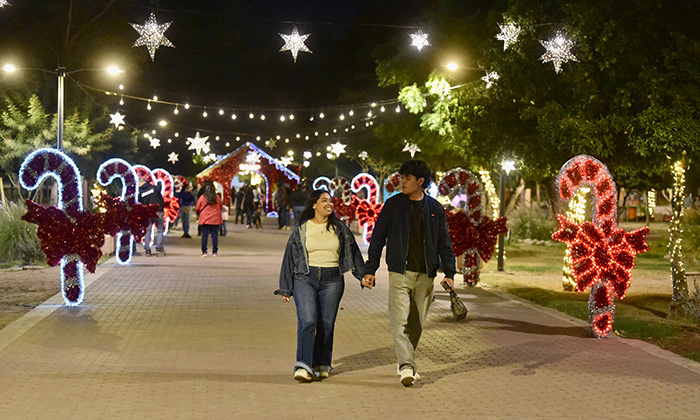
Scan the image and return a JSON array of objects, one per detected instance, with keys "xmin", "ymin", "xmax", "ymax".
[{"xmin": 0, "ymin": 220, "xmax": 698, "ymax": 419}]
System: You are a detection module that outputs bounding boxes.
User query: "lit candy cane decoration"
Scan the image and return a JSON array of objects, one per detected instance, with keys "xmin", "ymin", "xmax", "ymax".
[
  {"xmin": 552, "ymin": 155, "xmax": 649, "ymax": 338},
  {"xmin": 439, "ymin": 168, "xmax": 508, "ymax": 286},
  {"xmin": 351, "ymin": 173, "xmax": 383, "ymax": 244},
  {"xmin": 97, "ymin": 159, "xmax": 139, "ymax": 264},
  {"xmin": 330, "ymin": 176, "xmax": 356, "ymax": 224},
  {"xmin": 19, "ymin": 148, "xmax": 104, "ymax": 306},
  {"xmin": 133, "ymin": 165, "xmax": 159, "ymax": 245},
  {"xmin": 313, "ymin": 176, "xmax": 332, "ymax": 192},
  {"xmin": 330, "ymin": 176, "xmax": 352, "ymax": 204},
  {"xmin": 152, "ymin": 168, "xmax": 179, "ymax": 234}
]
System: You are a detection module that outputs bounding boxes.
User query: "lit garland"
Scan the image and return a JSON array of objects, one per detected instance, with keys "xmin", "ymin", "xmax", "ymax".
[
  {"xmin": 19, "ymin": 148, "xmax": 104, "ymax": 306},
  {"xmin": 562, "ymin": 186, "xmax": 590, "ymax": 291},
  {"xmin": 351, "ymin": 173, "xmax": 382, "ymax": 244},
  {"xmin": 552, "ymin": 155, "xmax": 649, "ymax": 338},
  {"xmin": 130, "ymin": 12, "xmax": 175, "ymax": 62},
  {"xmin": 539, "ymin": 32, "xmax": 578, "ymax": 74},
  {"xmin": 669, "ymin": 161, "xmax": 688, "ymax": 302},
  {"xmin": 440, "ymin": 168, "xmax": 508, "ymax": 285},
  {"xmin": 279, "ymin": 25, "xmax": 312, "ymax": 63},
  {"xmin": 647, "ymin": 189, "xmax": 656, "ymax": 220}
]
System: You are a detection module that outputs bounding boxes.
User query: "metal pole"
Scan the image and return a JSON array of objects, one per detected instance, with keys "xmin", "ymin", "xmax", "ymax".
[
  {"xmin": 56, "ymin": 67, "xmax": 66, "ymax": 151},
  {"xmin": 497, "ymin": 170, "xmax": 506, "ymax": 271}
]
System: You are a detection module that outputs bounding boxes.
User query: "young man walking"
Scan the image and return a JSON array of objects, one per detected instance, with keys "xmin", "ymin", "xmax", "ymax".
[{"xmin": 362, "ymin": 160, "xmax": 457, "ymax": 387}]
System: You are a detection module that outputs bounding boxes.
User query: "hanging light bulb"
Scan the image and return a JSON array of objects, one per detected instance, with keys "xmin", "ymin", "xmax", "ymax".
[
  {"xmin": 310, "ymin": 115, "xmax": 315, "ymax": 121},
  {"xmin": 203, "ymin": 109, "xmax": 208, "ymax": 118},
  {"xmin": 119, "ymin": 84, "xmax": 124, "ymax": 90},
  {"xmin": 280, "ymin": 115, "xmax": 286, "ymax": 121},
  {"xmin": 339, "ymin": 114, "xmax": 345, "ymax": 120},
  {"xmin": 174, "ymin": 105, "xmax": 179, "ymax": 115},
  {"xmin": 249, "ymin": 112, "xmax": 255, "ymax": 119},
  {"xmin": 153, "ymin": 95, "xmax": 158, "ymax": 101},
  {"xmin": 231, "ymin": 113, "xmax": 237, "ymax": 120},
  {"xmin": 175, "ymin": 132, "xmax": 179, "ymax": 137},
  {"xmin": 185, "ymin": 103, "xmax": 190, "ymax": 110},
  {"xmin": 119, "ymin": 95, "xmax": 124, "ymax": 105},
  {"xmin": 147, "ymin": 100, "xmax": 152, "ymax": 110},
  {"xmin": 289, "ymin": 114, "xmax": 294, "ymax": 120},
  {"xmin": 395, "ymin": 106, "xmax": 401, "ymax": 113},
  {"xmin": 349, "ymin": 110, "xmax": 354, "ymax": 116},
  {"xmin": 380, "ymin": 106, "xmax": 385, "ymax": 112},
  {"xmin": 319, "ymin": 112, "xmax": 325, "ymax": 119},
  {"xmin": 219, "ymin": 109, "xmax": 224, "ymax": 115},
  {"xmin": 260, "ymin": 114, "xmax": 266, "ymax": 120}
]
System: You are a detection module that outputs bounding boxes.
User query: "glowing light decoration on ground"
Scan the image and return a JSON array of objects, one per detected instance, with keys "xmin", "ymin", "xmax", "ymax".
[
  {"xmin": 439, "ymin": 168, "xmax": 508, "ymax": 286},
  {"xmin": 552, "ymin": 155, "xmax": 649, "ymax": 338},
  {"xmin": 410, "ymin": 29, "xmax": 431, "ymax": 51},
  {"xmin": 313, "ymin": 176, "xmax": 332, "ymax": 191},
  {"xmin": 496, "ymin": 22, "xmax": 521, "ymax": 51},
  {"xmin": 279, "ymin": 25, "xmax": 312, "ymax": 63},
  {"xmin": 539, "ymin": 32, "xmax": 578, "ymax": 74},
  {"xmin": 130, "ymin": 12, "xmax": 175, "ymax": 62},
  {"xmin": 562, "ymin": 186, "xmax": 590, "ymax": 291},
  {"xmin": 153, "ymin": 168, "xmax": 179, "ymax": 234},
  {"xmin": 330, "ymin": 176, "xmax": 356, "ymax": 224},
  {"xmin": 97, "ymin": 159, "xmax": 139, "ymax": 264},
  {"xmin": 351, "ymin": 173, "xmax": 382, "ymax": 244},
  {"xmin": 19, "ymin": 148, "xmax": 105, "ymax": 306}
]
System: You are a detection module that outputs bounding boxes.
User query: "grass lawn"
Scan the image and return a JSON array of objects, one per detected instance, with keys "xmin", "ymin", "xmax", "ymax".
[{"xmin": 479, "ymin": 221, "xmax": 700, "ymax": 363}]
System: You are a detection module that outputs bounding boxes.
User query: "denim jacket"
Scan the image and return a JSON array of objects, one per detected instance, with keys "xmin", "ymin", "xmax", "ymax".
[{"xmin": 275, "ymin": 219, "xmax": 366, "ymax": 296}]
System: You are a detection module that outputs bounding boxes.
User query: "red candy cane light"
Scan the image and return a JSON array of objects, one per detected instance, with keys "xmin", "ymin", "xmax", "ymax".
[
  {"xmin": 152, "ymin": 168, "xmax": 180, "ymax": 233},
  {"xmin": 351, "ymin": 173, "xmax": 382, "ymax": 244},
  {"xmin": 552, "ymin": 155, "xmax": 649, "ymax": 338},
  {"xmin": 97, "ymin": 159, "xmax": 139, "ymax": 264}
]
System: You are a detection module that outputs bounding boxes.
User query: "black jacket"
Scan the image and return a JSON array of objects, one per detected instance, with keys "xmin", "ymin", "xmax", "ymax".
[
  {"xmin": 138, "ymin": 182, "xmax": 164, "ymax": 211},
  {"xmin": 366, "ymin": 193, "xmax": 456, "ymax": 279}
]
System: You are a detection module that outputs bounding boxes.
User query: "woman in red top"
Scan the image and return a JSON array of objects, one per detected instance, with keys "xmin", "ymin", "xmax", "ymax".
[{"xmin": 196, "ymin": 184, "xmax": 223, "ymax": 257}]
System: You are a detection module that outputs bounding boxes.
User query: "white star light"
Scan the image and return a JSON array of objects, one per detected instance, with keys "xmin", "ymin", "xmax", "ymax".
[
  {"xmin": 167, "ymin": 152, "xmax": 179, "ymax": 164},
  {"xmin": 496, "ymin": 22, "xmax": 521, "ymax": 51},
  {"xmin": 265, "ymin": 139, "xmax": 277, "ymax": 150},
  {"xmin": 303, "ymin": 161, "xmax": 310, "ymax": 168},
  {"xmin": 280, "ymin": 156, "xmax": 293, "ymax": 166},
  {"xmin": 0, "ymin": 1, "xmax": 11, "ymax": 8},
  {"xmin": 130, "ymin": 12, "xmax": 175, "ymax": 62},
  {"xmin": 359, "ymin": 151, "xmax": 368, "ymax": 160},
  {"xmin": 149, "ymin": 137, "xmax": 161, "ymax": 149},
  {"xmin": 303, "ymin": 151, "xmax": 313, "ymax": 160},
  {"xmin": 410, "ymin": 30, "xmax": 431, "ymax": 51},
  {"xmin": 109, "ymin": 111, "xmax": 125, "ymax": 128},
  {"xmin": 481, "ymin": 71, "xmax": 500, "ymax": 88},
  {"xmin": 539, "ymin": 32, "xmax": 578, "ymax": 74},
  {"xmin": 246, "ymin": 152, "xmax": 262, "ymax": 165},
  {"xmin": 279, "ymin": 25, "xmax": 312, "ymax": 63},
  {"xmin": 329, "ymin": 141, "xmax": 346, "ymax": 158},
  {"xmin": 403, "ymin": 142, "xmax": 421, "ymax": 158},
  {"xmin": 187, "ymin": 132, "xmax": 210, "ymax": 155}
]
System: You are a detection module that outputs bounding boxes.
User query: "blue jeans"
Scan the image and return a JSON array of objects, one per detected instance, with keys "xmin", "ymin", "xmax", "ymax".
[
  {"xmin": 180, "ymin": 208, "xmax": 191, "ymax": 236},
  {"xmin": 200, "ymin": 224, "xmax": 219, "ymax": 253},
  {"xmin": 144, "ymin": 211, "xmax": 165, "ymax": 251},
  {"xmin": 293, "ymin": 266, "xmax": 345, "ymax": 375}
]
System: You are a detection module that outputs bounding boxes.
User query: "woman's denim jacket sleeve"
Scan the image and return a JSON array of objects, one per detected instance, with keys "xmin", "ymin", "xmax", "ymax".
[{"xmin": 275, "ymin": 220, "xmax": 366, "ymax": 297}]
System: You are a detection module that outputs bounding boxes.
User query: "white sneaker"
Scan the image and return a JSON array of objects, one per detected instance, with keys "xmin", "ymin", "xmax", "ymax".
[
  {"xmin": 399, "ymin": 366, "xmax": 415, "ymax": 387},
  {"xmin": 294, "ymin": 368, "xmax": 312, "ymax": 382},
  {"xmin": 201, "ymin": 253, "xmax": 207, "ymax": 258}
]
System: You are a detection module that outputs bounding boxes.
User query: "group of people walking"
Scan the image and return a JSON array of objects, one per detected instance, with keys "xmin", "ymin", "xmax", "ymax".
[{"xmin": 276, "ymin": 160, "xmax": 457, "ymax": 387}]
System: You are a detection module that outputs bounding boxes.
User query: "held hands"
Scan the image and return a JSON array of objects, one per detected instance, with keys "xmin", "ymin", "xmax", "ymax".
[
  {"xmin": 362, "ymin": 274, "xmax": 376, "ymax": 289},
  {"xmin": 440, "ymin": 277, "xmax": 455, "ymax": 292},
  {"xmin": 282, "ymin": 295, "xmax": 290, "ymax": 303}
]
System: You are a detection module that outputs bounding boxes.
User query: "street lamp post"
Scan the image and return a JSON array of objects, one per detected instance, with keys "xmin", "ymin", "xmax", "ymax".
[{"xmin": 497, "ymin": 160, "xmax": 516, "ymax": 272}]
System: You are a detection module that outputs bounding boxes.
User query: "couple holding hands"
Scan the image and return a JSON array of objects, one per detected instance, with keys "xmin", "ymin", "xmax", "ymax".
[{"xmin": 275, "ymin": 160, "xmax": 457, "ymax": 387}]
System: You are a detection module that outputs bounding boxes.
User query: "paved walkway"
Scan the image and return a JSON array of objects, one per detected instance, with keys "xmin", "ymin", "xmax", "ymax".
[{"xmin": 0, "ymin": 220, "xmax": 698, "ymax": 419}]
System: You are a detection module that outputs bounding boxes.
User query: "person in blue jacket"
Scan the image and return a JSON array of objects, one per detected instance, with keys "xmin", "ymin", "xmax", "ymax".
[
  {"xmin": 275, "ymin": 189, "xmax": 366, "ymax": 382},
  {"xmin": 363, "ymin": 160, "xmax": 457, "ymax": 387}
]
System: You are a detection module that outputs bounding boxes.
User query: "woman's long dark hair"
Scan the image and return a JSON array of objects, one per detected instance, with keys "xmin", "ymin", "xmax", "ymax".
[
  {"xmin": 204, "ymin": 184, "xmax": 217, "ymax": 205},
  {"xmin": 298, "ymin": 189, "xmax": 338, "ymax": 232}
]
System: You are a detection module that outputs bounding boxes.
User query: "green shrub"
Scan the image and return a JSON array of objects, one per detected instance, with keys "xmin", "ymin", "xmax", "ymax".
[
  {"xmin": 509, "ymin": 205, "xmax": 558, "ymax": 241},
  {"xmin": 0, "ymin": 201, "xmax": 45, "ymax": 265}
]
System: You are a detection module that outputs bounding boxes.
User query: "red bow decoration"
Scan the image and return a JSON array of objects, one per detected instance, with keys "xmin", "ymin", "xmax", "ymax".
[
  {"xmin": 333, "ymin": 196, "xmax": 356, "ymax": 222},
  {"xmin": 163, "ymin": 196, "xmax": 180, "ymax": 223},
  {"xmin": 551, "ymin": 215, "xmax": 649, "ymax": 299},
  {"xmin": 353, "ymin": 195, "xmax": 383, "ymax": 227},
  {"xmin": 98, "ymin": 194, "xmax": 159, "ymax": 241},
  {"xmin": 21, "ymin": 200, "xmax": 105, "ymax": 273},
  {"xmin": 446, "ymin": 210, "xmax": 508, "ymax": 262}
]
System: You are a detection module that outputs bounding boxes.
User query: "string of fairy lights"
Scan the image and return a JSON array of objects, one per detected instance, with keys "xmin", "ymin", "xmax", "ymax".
[
  {"xmin": 561, "ymin": 186, "xmax": 590, "ymax": 291},
  {"xmin": 669, "ymin": 161, "xmax": 688, "ymax": 299}
]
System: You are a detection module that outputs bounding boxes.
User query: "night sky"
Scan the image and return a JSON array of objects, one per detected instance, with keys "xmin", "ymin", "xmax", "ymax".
[{"xmin": 0, "ymin": 0, "xmax": 430, "ymax": 173}]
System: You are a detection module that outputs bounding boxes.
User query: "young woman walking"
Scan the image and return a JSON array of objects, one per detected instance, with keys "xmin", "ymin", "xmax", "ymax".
[{"xmin": 196, "ymin": 184, "xmax": 223, "ymax": 257}]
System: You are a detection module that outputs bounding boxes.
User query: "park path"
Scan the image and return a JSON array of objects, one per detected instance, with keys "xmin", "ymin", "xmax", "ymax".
[{"xmin": 0, "ymin": 220, "xmax": 698, "ymax": 419}]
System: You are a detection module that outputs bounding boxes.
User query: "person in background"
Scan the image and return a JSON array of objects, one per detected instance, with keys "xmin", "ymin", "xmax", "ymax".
[
  {"xmin": 290, "ymin": 181, "xmax": 310, "ymax": 226},
  {"xmin": 138, "ymin": 175, "xmax": 165, "ymax": 256},
  {"xmin": 275, "ymin": 189, "xmax": 366, "ymax": 382},
  {"xmin": 220, "ymin": 195, "xmax": 229, "ymax": 236},
  {"xmin": 176, "ymin": 184, "xmax": 195, "ymax": 238},
  {"xmin": 196, "ymin": 184, "xmax": 223, "ymax": 257},
  {"xmin": 235, "ymin": 184, "xmax": 246, "ymax": 224},
  {"xmin": 243, "ymin": 186, "xmax": 255, "ymax": 228}
]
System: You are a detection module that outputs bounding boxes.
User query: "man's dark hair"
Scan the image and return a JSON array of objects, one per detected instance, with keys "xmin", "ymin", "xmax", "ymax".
[{"xmin": 399, "ymin": 160, "xmax": 432, "ymax": 189}]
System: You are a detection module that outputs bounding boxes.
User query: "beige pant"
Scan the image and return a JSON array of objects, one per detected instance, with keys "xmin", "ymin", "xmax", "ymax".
[{"xmin": 388, "ymin": 270, "xmax": 434, "ymax": 372}]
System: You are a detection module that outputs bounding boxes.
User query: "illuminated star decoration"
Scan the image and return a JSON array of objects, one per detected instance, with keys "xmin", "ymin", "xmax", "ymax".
[
  {"xmin": 149, "ymin": 137, "xmax": 161, "ymax": 149},
  {"xmin": 187, "ymin": 132, "xmax": 210, "ymax": 155},
  {"xmin": 110, "ymin": 111, "xmax": 126, "ymax": 128},
  {"xmin": 0, "ymin": 0, "xmax": 11, "ymax": 8},
  {"xmin": 481, "ymin": 71, "xmax": 500, "ymax": 88},
  {"xmin": 279, "ymin": 25, "xmax": 312, "ymax": 63},
  {"xmin": 246, "ymin": 151, "xmax": 262, "ymax": 165},
  {"xmin": 279, "ymin": 156, "xmax": 293, "ymax": 166},
  {"xmin": 410, "ymin": 29, "xmax": 431, "ymax": 51},
  {"xmin": 265, "ymin": 139, "xmax": 277, "ymax": 150},
  {"xmin": 539, "ymin": 32, "xmax": 578, "ymax": 74},
  {"xmin": 167, "ymin": 152, "xmax": 179, "ymax": 164},
  {"xmin": 496, "ymin": 22, "xmax": 521, "ymax": 51},
  {"xmin": 403, "ymin": 141, "xmax": 421, "ymax": 158},
  {"xmin": 359, "ymin": 151, "xmax": 368, "ymax": 160},
  {"xmin": 303, "ymin": 151, "xmax": 313, "ymax": 160},
  {"xmin": 130, "ymin": 12, "xmax": 175, "ymax": 62},
  {"xmin": 203, "ymin": 154, "xmax": 217, "ymax": 164}
]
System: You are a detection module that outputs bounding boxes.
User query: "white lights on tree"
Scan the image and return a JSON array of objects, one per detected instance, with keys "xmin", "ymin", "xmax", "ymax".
[
  {"xmin": 539, "ymin": 32, "xmax": 578, "ymax": 74},
  {"xmin": 149, "ymin": 137, "xmax": 161, "ymax": 149},
  {"xmin": 402, "ymin": 142, "xmax": 421, "ymax": 158},
  {"xmin": 279, "ymin": 25, "xmax": 312, "ymax": 63},
  {"xmin": 329, "ymin": 141, "xmax": 347, "ymax": 158},
  {"xmin": 496, "ymin": 22, "xmax": 521, "ymax": 51},
  {"xmin": 187, "ymin": 132, "xmax": 210, "ymax": 155},
  {"xmin": 359, "ymin": 151, "xmax": 368, "ymax": 160},
  {"xmin": 410, "ymin": 29, "xmax": 431, "ymax": 51},
  {"xmin": 167, "ymin": 152, "xmax": 179, "ymax": 164},
  {"xmin": 481, "ymin": 71, "xmax": 500, "ymax": 88},
  {"xmin": 130, "ymin": 12, "xmax": 175, "ymax": 62},
  {"xmin": 110, "ymin": 111, "xmax": 126, "ymax": 128}
]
